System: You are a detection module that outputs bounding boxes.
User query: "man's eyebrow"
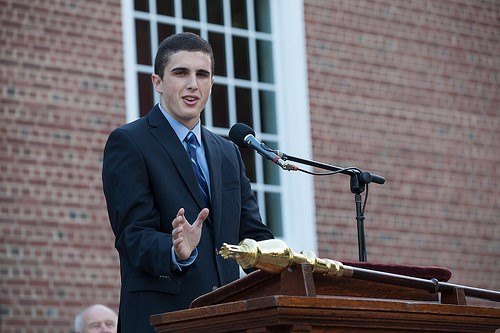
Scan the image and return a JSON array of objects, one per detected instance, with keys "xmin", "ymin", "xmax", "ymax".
[
  {"xmin": 197, "ymin": 69, "xmax": 211, "ymax": 75},
  {"xmin": 170, "ymin": 66, "xmax": 188, "ymax": 72},
  {"xmin": 170, "ymin": 67, "xmax": 211, "ymax": 75}
]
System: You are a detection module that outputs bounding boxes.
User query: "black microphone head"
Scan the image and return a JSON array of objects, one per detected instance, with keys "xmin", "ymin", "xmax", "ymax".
[{"xmin": 229, "ymin": 123, "xmax": 255, "ymax": 147}]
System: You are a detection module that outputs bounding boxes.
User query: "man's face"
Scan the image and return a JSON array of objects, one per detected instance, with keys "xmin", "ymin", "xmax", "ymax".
[
  {"xmin": 82, "ymin": 306, "xmax": 117, "ymax": 333},
  {"xmin": 152, "ymin": 50, "xmax": 214, "ymax": 130}
]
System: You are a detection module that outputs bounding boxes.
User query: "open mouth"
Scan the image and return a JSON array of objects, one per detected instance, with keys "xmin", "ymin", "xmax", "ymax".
[{"xmin": 183, "ymin": 96, "xmax": 199, "ymax": 105}]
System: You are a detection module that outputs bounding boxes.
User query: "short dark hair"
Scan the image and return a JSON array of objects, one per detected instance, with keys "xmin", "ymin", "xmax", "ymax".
[{"xmin": 154, "ymin": 32, "xmax": 214, "ymax": 79}]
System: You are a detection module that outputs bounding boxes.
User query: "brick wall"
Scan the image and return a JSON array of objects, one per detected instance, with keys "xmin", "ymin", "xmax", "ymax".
[
  {"xmin": 0, "ymin": 0, "xmax": 124, "ymax": 332},
  {"xmin": 305, "ymin": 0, "xmax": 499, "ymax": 305}
]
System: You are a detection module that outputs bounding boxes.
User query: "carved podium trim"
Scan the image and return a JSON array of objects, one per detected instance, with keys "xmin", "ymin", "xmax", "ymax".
[{"xmin": 151, "ymin": 295, "xmax": 500, "ymax": 332}]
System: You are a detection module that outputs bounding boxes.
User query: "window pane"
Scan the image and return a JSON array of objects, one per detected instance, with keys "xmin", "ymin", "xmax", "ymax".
[
  {"xmin": 240, "ymin": 148, "xmax": 256, "ymax": 183},
  {"xmin": 231, "ymin": 0, "xmax": 247, "ymax": 29},
  {"xmin": 254, "ymin": 0, "xmax": 271, "ymax": 32},
  {"xmin": 235, "ymin": 87, "xmax": 253, "ymax": 127},
  {"xmin": 257, "ymin": 39, "xmax": 274, "ymax": 83},
  {"xmin": 135, "ymin": 19, "xmax": 151, "ymax": 66},
  {"xmin": 183, "ymin": 27, "xmax": 200, "ymax": 35},
  {"xmin": 207, "ymin": 0, "xmax": 224, "ymax": 25},
  {"xmin": 233, "ymin": 36, "xmax": 250, "ymax": 80},
  {"xmin": 138, "ymin": 72, "xmax": 153, "ymax": 117},
  {"xmin": 158, "ymin": 23, "xmax": 175, "ymax": 43},
  {"xmin": 134, "ymin": 0, "xmax": 148, "ymax": 12},
  {"xmin": 156, "ymin": 0, "xmax": 174, "ymax": 16},
  {"xmin": 211, "ymin": 84, "xmax": 229, "ymax": 128},
  {"xmin": 259, "ymin": 90, "xmax": 276, "ymax": 134},
  {"xmin": 208, "ymin": 32, "xmax": 226, "ymax": 76},
  {"xmin": 265, "ymin": 192, "xmax": 282, "ymax": 237},
  {"xmin": 263, "ymin": 141, "xmax": 279, "ymax": 185},
  {"xmin": 182, "ymin": 0, "xmax": 199, "ymax": 20}
]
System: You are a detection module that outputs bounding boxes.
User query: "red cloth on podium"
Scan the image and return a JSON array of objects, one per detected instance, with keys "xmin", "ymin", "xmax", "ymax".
[{"xmin": 341, "ymin": 260, "xmax": 452, "ymax": 281}]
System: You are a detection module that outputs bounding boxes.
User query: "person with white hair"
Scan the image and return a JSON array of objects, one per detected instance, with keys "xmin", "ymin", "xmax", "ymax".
[{"xmin": 74, "ymin": 304, "xmax": 117, "ymax": 333}]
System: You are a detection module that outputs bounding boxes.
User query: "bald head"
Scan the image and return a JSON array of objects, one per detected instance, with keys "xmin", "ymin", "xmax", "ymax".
[{"xmin": 74, "ymin": 304, "xmax": 117, "ymax": 333}]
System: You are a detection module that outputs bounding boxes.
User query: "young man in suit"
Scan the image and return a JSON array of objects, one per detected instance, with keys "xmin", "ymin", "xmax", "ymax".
[{"xmin": 102, "ymin": 32, "xmax": 274, "ymax": 333}]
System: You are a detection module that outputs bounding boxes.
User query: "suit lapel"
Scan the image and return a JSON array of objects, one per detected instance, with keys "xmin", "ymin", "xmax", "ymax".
[
  {"xmin": 147, "ymin": 106, "xmax": 206, "ymax": 210},
  {"xmin": 202, "ymin": 127, "xmax": 222, "ymax": 235}
]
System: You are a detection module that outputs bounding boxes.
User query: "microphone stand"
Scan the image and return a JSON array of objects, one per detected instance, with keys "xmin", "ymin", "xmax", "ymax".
[{"xmin": 279, "ymin": 152, "xmax": 385, "ymax": 262}]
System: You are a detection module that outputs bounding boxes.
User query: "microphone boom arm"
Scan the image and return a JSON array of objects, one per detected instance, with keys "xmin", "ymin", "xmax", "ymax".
[
  {"xmin": 279, "ymin": 152, "xmax": 385, "ymax": 185},
  {"xmin": 276, "ymin": 151, "xmax": 385, "ymax": 262}
]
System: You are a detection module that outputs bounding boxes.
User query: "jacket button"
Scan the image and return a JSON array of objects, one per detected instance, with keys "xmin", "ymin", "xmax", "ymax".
[{"xmin": 212, "ymin": 286, "xmax": 218, "ymax": 291}]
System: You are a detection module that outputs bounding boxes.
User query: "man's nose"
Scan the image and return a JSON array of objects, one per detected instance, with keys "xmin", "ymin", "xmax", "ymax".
[{"xmin": 186, "ymin": 74, "xmax": 198, "ymax": 90}]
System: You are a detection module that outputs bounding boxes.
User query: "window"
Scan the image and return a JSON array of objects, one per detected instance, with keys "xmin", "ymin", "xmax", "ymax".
[{"xmin": 122, "ymin": 0, "xmax": 315, "ymax": 252}]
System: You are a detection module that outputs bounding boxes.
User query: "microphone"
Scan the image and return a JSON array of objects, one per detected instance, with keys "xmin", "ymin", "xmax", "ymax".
[{"xmin": 229, "ymin": 123, "xmax": 297, "ymax": 171}]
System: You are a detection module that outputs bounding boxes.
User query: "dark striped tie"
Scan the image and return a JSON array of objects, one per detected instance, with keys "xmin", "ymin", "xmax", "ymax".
[{"xmin": 185, "ymin": 131, "xmax": 211, "ymax": 208}]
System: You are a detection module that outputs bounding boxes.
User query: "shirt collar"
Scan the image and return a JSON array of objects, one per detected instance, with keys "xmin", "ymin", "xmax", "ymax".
[{"xmin": 158, "ymin": 103, "xmax": 202, "ymax": 144}]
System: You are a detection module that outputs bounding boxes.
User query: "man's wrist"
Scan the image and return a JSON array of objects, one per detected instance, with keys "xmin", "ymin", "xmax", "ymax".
[{"xmin": 171, "ymin": 246, "xmax": 198, "ymax": 271}]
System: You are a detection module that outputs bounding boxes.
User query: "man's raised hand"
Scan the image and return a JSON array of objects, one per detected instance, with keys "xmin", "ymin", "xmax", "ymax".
[{"xmin": 172, "ymin": 207, "xmax": 209, "ymax": 260}]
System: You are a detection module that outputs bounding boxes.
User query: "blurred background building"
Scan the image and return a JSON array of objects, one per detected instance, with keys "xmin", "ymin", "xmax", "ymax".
[{"xmin": 1, "ymin": 0, "xmax": 499, "ymax": 331}]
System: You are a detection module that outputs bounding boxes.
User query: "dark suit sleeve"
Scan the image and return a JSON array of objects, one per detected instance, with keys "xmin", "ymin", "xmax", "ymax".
[{"xmin": 102, "ymin": 128, "xmax": 174, "ymax": 277}]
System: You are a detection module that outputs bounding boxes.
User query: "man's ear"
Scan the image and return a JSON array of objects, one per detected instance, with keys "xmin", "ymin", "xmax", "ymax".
[
  {"xmin": 151, "ymin": 74, "xmax": 163, "ymax": 94},
  {"xmin": 209, "ymin": 77, "xmax": 214, "ymax": 94}
]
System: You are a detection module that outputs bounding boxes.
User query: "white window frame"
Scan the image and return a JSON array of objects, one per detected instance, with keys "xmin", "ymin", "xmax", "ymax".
[
  {"xmin": 270, "ymin": 0, "xmax": 316, "ymax": 252},
  {"xmin": 121, "ymin": 0, "xmax": 316, "ymax": 253}
]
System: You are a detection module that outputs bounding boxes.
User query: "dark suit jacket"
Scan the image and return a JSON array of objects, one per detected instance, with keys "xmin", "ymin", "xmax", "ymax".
[{"xmin": 102, "ymin": 105, "xmax": 273, "ymax": 333}]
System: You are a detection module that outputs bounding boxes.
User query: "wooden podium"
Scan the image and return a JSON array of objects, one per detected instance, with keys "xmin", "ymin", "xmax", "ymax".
[{"xmin": 150, "ymin": 263, "xmax": 500, "ymax": 332}]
